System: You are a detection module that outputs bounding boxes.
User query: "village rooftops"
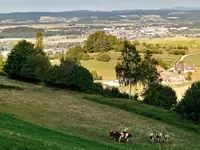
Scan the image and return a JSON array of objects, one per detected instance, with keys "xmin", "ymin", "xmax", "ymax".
[{"xmin": 175, "ymin": 63, "xmax": 195, "ymax": 73}]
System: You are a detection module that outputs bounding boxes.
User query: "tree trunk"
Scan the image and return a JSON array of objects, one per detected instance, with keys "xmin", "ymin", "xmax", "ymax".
[{"xmin": 129, "ymin": 80, "xmax": 132, "ymax": 99}]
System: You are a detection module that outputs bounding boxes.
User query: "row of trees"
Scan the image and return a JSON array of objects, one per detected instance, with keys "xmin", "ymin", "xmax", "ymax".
[
  {"xmin": 2, "ymin": 36, "xmax": 129, "ymax": 98},
  {"xmin": 115, "ymin": 41, "xmax": 160, "ymax": 97},
  {"xmin": 115, "ymin": 41, "xmax": 199, "ymax": 122}
]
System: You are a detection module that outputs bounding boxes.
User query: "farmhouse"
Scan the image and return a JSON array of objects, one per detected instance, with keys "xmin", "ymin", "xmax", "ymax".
[
  {"xmin": 160, "ymin": 71, "xmax": 185, "ymax": 84},
  {"xmin": 174, "ymin": 63, "xmax": 195, "ymax": 73},
  {"xmin": 155, "ymin": 65, "xmax": 185, "ymax": 84}
]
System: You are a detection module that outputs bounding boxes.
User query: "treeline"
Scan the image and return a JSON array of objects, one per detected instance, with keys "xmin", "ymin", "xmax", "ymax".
[
  {"xmin": 83, "ymin": 31, "xmax": 188, "ymax": 55},
  {"xmin": 2, "ymin": 40, "xmax": 129, "ymax": 99},
  {"xmin": 0, "ymin": 27, "xmax": 84, "ymax": 38}
]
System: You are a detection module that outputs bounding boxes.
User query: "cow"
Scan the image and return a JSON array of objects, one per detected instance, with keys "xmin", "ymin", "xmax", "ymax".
[
  {"xmin": 164, "ymin": 134, "xmax": 170, "ymax": 143},
  {"xmin": 149, "ymin": 133, "xmax": 155, "ymax": 143},
  {"xmin": 155, "ymin": 133, "xmax": 163, "ymax": 143},
  {"xmin": 109, "ymin": 130, "xmax": 122, "ymax": 141}
]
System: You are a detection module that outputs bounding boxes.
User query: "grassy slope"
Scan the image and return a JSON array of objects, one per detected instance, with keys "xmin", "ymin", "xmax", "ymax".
[
  {"xmin": 0, "ymin": 77, "xmax": 200, "ymax": 150},
  {"xmin": 0, "ymin": 113, "xmax": 120, "ymax": 150}
]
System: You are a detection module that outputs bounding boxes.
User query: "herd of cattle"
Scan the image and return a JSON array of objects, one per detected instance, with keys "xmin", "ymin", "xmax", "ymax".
[{"xmin": 109, "ymin": 128, "xmax": 170, "ymax": 144}]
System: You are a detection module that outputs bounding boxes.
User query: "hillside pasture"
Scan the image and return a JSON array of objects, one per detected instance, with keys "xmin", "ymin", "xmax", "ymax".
[{"xmin": 0, "ymin": 77, "xmax": 200, "ymax": 150}]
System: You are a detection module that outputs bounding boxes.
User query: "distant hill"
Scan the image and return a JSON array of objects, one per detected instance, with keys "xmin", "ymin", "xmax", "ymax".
[{"xmin": 161, "ymin": 6, "xmax": 200, "ymax": 10}]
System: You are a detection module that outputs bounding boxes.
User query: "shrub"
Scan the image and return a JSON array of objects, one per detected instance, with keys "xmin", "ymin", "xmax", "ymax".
[
  {"xmin": 44, "ymin": 60, "xmax": 94, "ymax": 92},
  {"xmin": 176, "ymin": 82, "xmax": 200, "ymax": 122},
  {"xmin": 20, "ymin": 54, "xmax": 51, "ymax": 81},
  {"xmin": 65, "ymin": 45, "xmax": 84, "ymax": 61},
  {"xmin": 96, "ymin": 53, "xmax": 111, "ymax": 62},
  {"xmin": 0, "ymin": 70, "xmax": 8, "ymax": 77},
  {"xmin": 69, "ymin": 66, "xmax": 94, "ymax": 91},
  {"xmin": 143, "ymin": 84, "xmax": 177, "ymax": 109},
  {"xmin": 91, "ymin": 71, "xmax": 102, "ymax": 80},
  {"xmin": 82, "ymin": 53, "xmax": 90, "ymax": 61},
  {"xmin": 3, "ymin": 40, "xmax": 43, "ymax": 78}
]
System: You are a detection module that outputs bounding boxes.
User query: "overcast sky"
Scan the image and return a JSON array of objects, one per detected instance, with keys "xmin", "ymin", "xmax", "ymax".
[{"xmin": 1, "ymin": 0, "xmax": 200, "ymax": 13}]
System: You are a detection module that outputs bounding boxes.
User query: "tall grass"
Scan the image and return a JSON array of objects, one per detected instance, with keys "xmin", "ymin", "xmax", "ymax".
[{"xmin": 83, "ymin": 94, "xmax": 200, "ymax": 132}]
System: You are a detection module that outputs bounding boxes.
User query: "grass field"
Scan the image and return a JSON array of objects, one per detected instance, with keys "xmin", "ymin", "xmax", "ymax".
[
  {"xmin": 0, "ymin": 113, "xmax": 119, "ymax": 150},
  {"xmin": 185, "ymin": 53, "xmax": 200, "ymax": 67},
  {"xmin": 140, "ymin": 37, "xmax": 200, "ymax": 47},
  {"xmin": 0, "ymin": 77, "xmax": 200, "ymax": 150}
]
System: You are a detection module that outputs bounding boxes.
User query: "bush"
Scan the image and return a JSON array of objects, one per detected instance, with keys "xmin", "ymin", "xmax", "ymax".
[
  {"xmin": 143, "ymin": 84, "xmax": 177, "ymax": 109},
  {"xmin": 44, "ymin": 60, "xmax": 94, "ymax": 92},
  {"xmin": 91, "ymin": 71, "xmax": 102, "ymax": 80},
  {"xmin": 96, "ymin": 53, "xmax": 111, "ymax": 62},
  {"xmin": 3, "ymin": 40, "xmax": 43, "ymax": 78},
  {"xmin": 0, "ymin": 70, "xmax": 8, "ymax": 77},
  {"xmin": 20, "ymin": 54, "xmax": 51, "ymax": 81},
  {"xmin": 82, "ymin": 53, "xmax": 90, "ymax": 61},
  {"xmin": 176, "ymin": 82, "xmax": 200, "ymax": 122}
]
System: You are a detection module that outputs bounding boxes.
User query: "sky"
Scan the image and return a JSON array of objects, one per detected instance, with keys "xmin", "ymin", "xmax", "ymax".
[{"xmin": 1, "ymin": 0, "xmax": 200, "ymax": 13}]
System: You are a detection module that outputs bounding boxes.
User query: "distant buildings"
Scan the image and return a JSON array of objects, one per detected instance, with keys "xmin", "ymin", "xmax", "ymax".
[
  {"xmin": 174, "ymin": 63, "xmax": 196, "ymax": 73},
  {"xmin": 155, "ymin": 65, "xmax": 186, "ymax": 85}
]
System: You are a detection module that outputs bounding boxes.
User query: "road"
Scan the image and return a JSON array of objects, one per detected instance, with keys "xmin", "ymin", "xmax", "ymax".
[{"xmin": 176, "ymin": 52, "xmax": 200, "ymax": 64}]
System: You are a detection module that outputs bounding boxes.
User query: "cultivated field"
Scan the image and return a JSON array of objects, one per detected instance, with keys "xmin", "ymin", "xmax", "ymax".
[
  {"xmin": 140, "ymin": 37, "xmax": 200, "ymax": 49},
  {"xmin": 0, "ymin": 77, "xmax": 200, "ymax": 150}
]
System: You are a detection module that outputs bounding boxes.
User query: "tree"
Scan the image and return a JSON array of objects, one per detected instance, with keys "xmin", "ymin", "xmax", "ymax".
[
  {"xmin": 84, "ymin": 31, "xmax": 118, "ymax": 53},
  {"xmin": 176, "ymin": 82, "xmax": 200, "ymax": 122},
  {"xmin": 141, "ymin": 50, "xmax": 161, "ymax": 89},
  {"xmin": 3, "ymin": 40, "xmax": 42, "ymax": 78},
  {"xmin": 96, "ymin": 53, "xmax": 111, "ymax": 62},
  {"xmin": 44, "ymin": 60, "xmax": 94, "ymax": 92},
  {"xmin": 143, "ymin": 84, "xmax": 177, "ymax": 109},
  {"xmin": 20, "ymin": 54, "xmax": 51, "ymax": 81},
  {"xmin": 65, "ymin": 46, "xmax": 85, "ymax": 61},
  {"xmin": 115, "ymin": 41, "xmax": 141, "ymax": 98},
  {"xmin": 36, "ymin": 31, "xmax": 44, "ymax": 50}
]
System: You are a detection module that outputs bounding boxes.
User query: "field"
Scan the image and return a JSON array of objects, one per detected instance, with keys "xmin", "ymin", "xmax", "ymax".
[
  {"xmin": 0, "ymin": 77, "xmax": 200, "ymax": 150},
  {"xmin": 185, "ymin": 53, "xmax": 200, "ymax": 67},
  {"xmin": 140, "ymin": 37, "xmax": 200, "ymax": 49}
]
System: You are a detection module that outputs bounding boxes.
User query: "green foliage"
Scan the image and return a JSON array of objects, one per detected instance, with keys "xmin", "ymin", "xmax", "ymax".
[
  {"xmin": 96, "ymin": 53, "xmax": 111, "ymax": 62},
  {"xmin": 143, "ymin": 84, "xmax": 177, "ymax": 109},
  {"xmin": 44, "ymin": 60, "xmax": 94, "ymax": 92},
  {"xmin": 36, "ymin": 31, "xmax": 44, "ymax": 50},
  {"xmin": 92, "ymin": 83, "xmax": 129, "ymax": 98},
  {"xmin": 141, "ymin": 50, "xmax": 161, "ymax": 88},
  {"xmin": 91, "ymin": 71, "xmax": 102, "ymax": 80},
  {"xmin": 0, "ymin": 84, "xmax": 23, "ymax": 90},
  {"xmin": 116, "ymin": 41, "xmax": 141, "ymax": 86},
  {"xmin": 170, "ymin": 50, "xmax": 186, "ymax": 55},
  {"xmin": 3, "ymin": 40, "xmax": 43, "ymax": 78},
  {"xmin": 156, "ymin": 58, "xmax": 170, "ymax": 69},
  {"xmin": 187, "ymin": 72, "xmax": 192, "ymax": 81},
  {"xmin": 20, "ymin": 54, "xmax": 51, "ymax": 81},
  {"xmin": 84, "ymin": 31, "xmax": 118, "ymax": 52},
  {"xmin": 65, "ymin": 45, "xmax": 87, "ymax": 61},
  {"xmin": 0, "ymin": 27, "xmax": 44, "ymax": 38},
  {"xmin": 82, "ymin": 53, "xmax": 90, "ymax": 61},
  {"xmin": 69, "ymin": 66, "xmax": 94, "ymax": 91},
  {"xmin": 0, "ymin": 70, "xmax": 8, "ymax": 77},
  {"xmin": 176, "ymin": 82, "xmax": 200, "ymax": 122}
]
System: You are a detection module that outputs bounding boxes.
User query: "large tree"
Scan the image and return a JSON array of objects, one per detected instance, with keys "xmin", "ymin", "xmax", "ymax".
[
  {"xmin": 115, "ymin": 41, "xmax": 141, "ymax": 98},
  {"xmin": 141, "ymin": 50, "xmax": 161, "ymax": 89},
  {"xmin": 36, "ymin": 31, "xmax": 44, "ymax": 50},
  {"xmin": 84, "ymin": 31, "xmax": 118, "ymax": 52},
  {"xmin": 3, "ymin": 40, "xmax": 43, "ymax": 78}
]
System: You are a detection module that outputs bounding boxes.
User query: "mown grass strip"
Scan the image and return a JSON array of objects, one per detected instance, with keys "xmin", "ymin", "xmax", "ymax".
[{"xmin": 83, "ymin": 94, "xmax": 200, "ymax": 133}]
